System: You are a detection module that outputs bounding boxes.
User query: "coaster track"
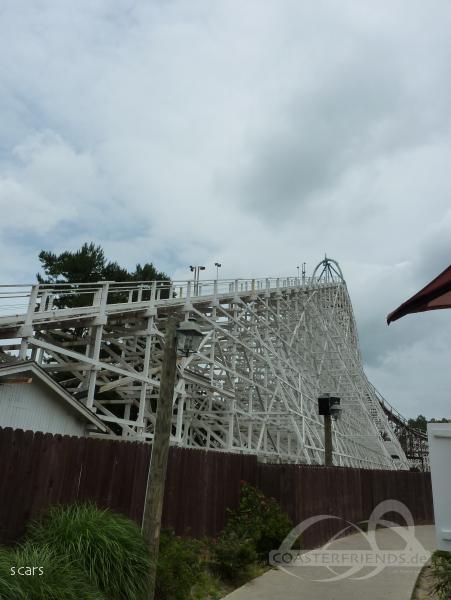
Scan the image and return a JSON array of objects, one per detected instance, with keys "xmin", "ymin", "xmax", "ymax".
[{"xmin": 0, "ymin": 258, "xmax": 426, "ymax": 469}]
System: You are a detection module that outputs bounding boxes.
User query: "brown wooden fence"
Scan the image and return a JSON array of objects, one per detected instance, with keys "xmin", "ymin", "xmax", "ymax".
[{"xmin": 0, "ymin": 427, "xmax": 434, "ymax": 548}]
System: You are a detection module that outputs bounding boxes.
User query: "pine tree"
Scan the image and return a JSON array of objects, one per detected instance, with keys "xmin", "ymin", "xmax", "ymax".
[{"xmin": 37, "ymin": 242, "xmax": 169, "ymax": 307}]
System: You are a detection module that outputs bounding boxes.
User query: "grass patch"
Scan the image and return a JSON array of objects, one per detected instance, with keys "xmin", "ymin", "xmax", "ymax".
[
  {"xmin": 27, "ymin": 503, "xmax": 150, "ymax": 600},
  {"xmin": 0, "ymin": 542, "xmax": 104, "ymax": 600}
]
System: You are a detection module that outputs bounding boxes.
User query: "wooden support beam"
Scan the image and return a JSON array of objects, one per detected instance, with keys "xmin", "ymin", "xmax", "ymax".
[{"xmin": 0, "ymin": 377, "xmax": 33, "ymax": 385}]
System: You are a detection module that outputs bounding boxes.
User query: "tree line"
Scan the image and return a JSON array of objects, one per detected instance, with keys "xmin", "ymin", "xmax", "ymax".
[{"xmin": 408, "ymin": 414, "xmax": 449, "ymax": 432}]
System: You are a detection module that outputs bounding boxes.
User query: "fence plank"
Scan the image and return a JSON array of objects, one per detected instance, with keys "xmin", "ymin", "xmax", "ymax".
[{"xmin": 0, "ymin": 427, "xmax": 434, "ymax": 547}]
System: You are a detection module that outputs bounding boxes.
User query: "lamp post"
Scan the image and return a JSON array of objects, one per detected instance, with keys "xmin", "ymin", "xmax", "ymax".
[
  {"xmin": 214, "ymin": 262, "xmax": 222, "ymax": 280},
  {"xmin": 317, "ymin": 394, "xmax": 341, "ymax": 467},
  {"xmin": 142, "ymin": 314, "xmax": 203, "ymax": 600},
  {"xmin": 190, "ymin": 265, "xmax": 205, "ymax": 295},
  {"xmin": 297, "ymin": 266, "xmax": 300, "ymax": 279}
]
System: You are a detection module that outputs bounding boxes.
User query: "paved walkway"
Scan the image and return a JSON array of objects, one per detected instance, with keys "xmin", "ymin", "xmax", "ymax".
[{"xmin": 223, "ymin": 525, "xmax": 436, "ymax": 600}]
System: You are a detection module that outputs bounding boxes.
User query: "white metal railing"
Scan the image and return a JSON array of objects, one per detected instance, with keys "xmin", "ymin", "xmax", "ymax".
[
  {"xmin": 0, "ymin": 285, "xmax": 34, "ymax": 319},
  {"xmin": 0, "ymin": 276, "xmax": 342, "ymax": 321}
]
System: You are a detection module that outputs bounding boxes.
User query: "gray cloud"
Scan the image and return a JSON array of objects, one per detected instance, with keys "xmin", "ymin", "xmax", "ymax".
[
  {"xmin": 223, "ymin": 3, "xmax": 451, "ymax": 222},
  {"xmin": 234, "ymin": 57, "xmax": 405, "ymax": 218}
]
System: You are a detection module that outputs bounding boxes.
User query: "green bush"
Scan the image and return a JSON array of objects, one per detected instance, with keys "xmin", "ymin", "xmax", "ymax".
[
  {"xmin": 27, "ymin": 503, "xmax": 150, "ymax": 600},
  {"xmin": 212, "ymin": 530, "xmax": 258, "ymax": 583},
  {"xmin": 223, "ymin": 482, "xmax": 293, "ymax": 560},
  {"xmin": 0, "ymin": 543, "xmax": 104, "ymax": 600},
  {"xmin": 156, "ymin": 529, "xmax": 203, "ymax": 600},
  {"xmin": 211, "ymin": 482, "xmax": 293, "ymax": 582},
  {"xmin": 190, "ymin": 569, "xmax": 225, "ymax": 600},
  {"xmin": 432, "ymin": 550, "xmax": 451, "ymax": 599}
]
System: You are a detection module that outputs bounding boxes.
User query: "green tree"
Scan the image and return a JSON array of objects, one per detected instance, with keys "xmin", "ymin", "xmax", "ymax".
[
  {"xmin": 407, "ymin": 414, "xmax": 427, "ymax": 432},
  {"xmin": 37, "ymin": 242, "xmax": 168, "ymax": 285},
  {"xmin": 36, "ymin": 242, "xmax": 170, "ymax": 307}
]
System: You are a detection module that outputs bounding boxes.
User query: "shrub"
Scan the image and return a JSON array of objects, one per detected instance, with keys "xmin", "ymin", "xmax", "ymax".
[
  {"xmin": 212, "ymin": 530, "xmax": 258, "ymax": 583},
  {"xmin": 190, "ymin": 569, "xmax": 224, "ymax": 600},
  {"xmin": 27, "ymin": 503, "xmax": 150, "ymax": 600},
  {"xmin": 156, "ymin": 529, "xmax": 203, "ymax": 600},
  {"xmin": 432, "ymin": 550, "xmax": 451, "ymax": 599},
  {"xmin": 224, "ymin": 482, "xmax": 293, "ymax": 560},
  {"xmin": 0, "ymin": 543, "xmax": 104, "ymax": 600}
]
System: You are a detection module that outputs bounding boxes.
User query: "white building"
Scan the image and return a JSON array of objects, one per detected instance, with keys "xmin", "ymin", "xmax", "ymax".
[{"xmin": 0, "ymin": 360, "xmax": 107, "ymax": 436}]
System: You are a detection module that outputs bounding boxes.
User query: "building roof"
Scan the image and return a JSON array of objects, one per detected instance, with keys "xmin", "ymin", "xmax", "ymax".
[
  {"xmin": 0, "ymin": 360, "xmax": 108, "ymax": 433},
  {"xmin": 387, "ymin": 265, "xmax": 451, "ymax": 324}
]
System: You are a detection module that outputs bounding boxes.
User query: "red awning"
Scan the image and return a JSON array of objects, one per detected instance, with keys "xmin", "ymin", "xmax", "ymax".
[{"xmin": 387, "ymin": 265, "xmax": 451, "ymax": 324}]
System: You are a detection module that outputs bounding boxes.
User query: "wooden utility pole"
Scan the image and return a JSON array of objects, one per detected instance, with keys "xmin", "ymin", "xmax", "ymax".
[
  {"xmin": 324, "ymin": 413, "xmax": 332, "ymax": 467},
  {"xmin": 142, "ymin": 314, "xmax": 178, "ymax": 600}
]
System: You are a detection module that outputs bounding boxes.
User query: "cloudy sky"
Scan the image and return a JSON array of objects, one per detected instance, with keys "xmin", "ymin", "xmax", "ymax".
[{"xmin": 1, "ymin": 1, "xmax": 451, "ymax": 418}]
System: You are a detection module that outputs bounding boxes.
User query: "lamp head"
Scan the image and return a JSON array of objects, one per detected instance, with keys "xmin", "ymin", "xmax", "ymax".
[
  {"xmin": 176, "ymin": 318, "xmax": 204, "ymax": 356},
  {"xmin": 318, "ymin": 394, "xmax": 341, "ymax": 420}
]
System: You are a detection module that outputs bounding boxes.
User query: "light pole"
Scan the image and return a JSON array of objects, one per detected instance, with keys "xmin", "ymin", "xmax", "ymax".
[
  {"xmin": 142, "ymin": 314, "xmax": 203, "ymax": 600},
  {"xmin": 297, "ymin": 266, "xmax": 300, "ymax": 279},
  {"xmin": 190, "ymin": 265, "xmax": 205, "ymax": 295},
  {"xmin": 318, "ymin": 394, "xmax": 341, "ymax": 467},
  {"xmin": 214, "ymin": 262, "xmax": 222, "ymax": 280}
]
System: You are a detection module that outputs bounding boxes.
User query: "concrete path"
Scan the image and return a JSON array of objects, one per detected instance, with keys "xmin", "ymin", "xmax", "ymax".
[{"xmin": 223, "ymin": 525, "xmax": 436, "ymax": 600}]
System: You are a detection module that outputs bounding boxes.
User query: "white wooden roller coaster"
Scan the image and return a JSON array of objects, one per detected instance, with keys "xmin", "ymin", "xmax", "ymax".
[{"xmin": 0, "ymin": 258, "xmax": 428, "ymax": 470}]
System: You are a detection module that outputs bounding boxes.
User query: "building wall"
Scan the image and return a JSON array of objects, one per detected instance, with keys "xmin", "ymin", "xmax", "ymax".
[{"xmin": 0, "ymin": 378, "xmax": 87, "ymax": 436}]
